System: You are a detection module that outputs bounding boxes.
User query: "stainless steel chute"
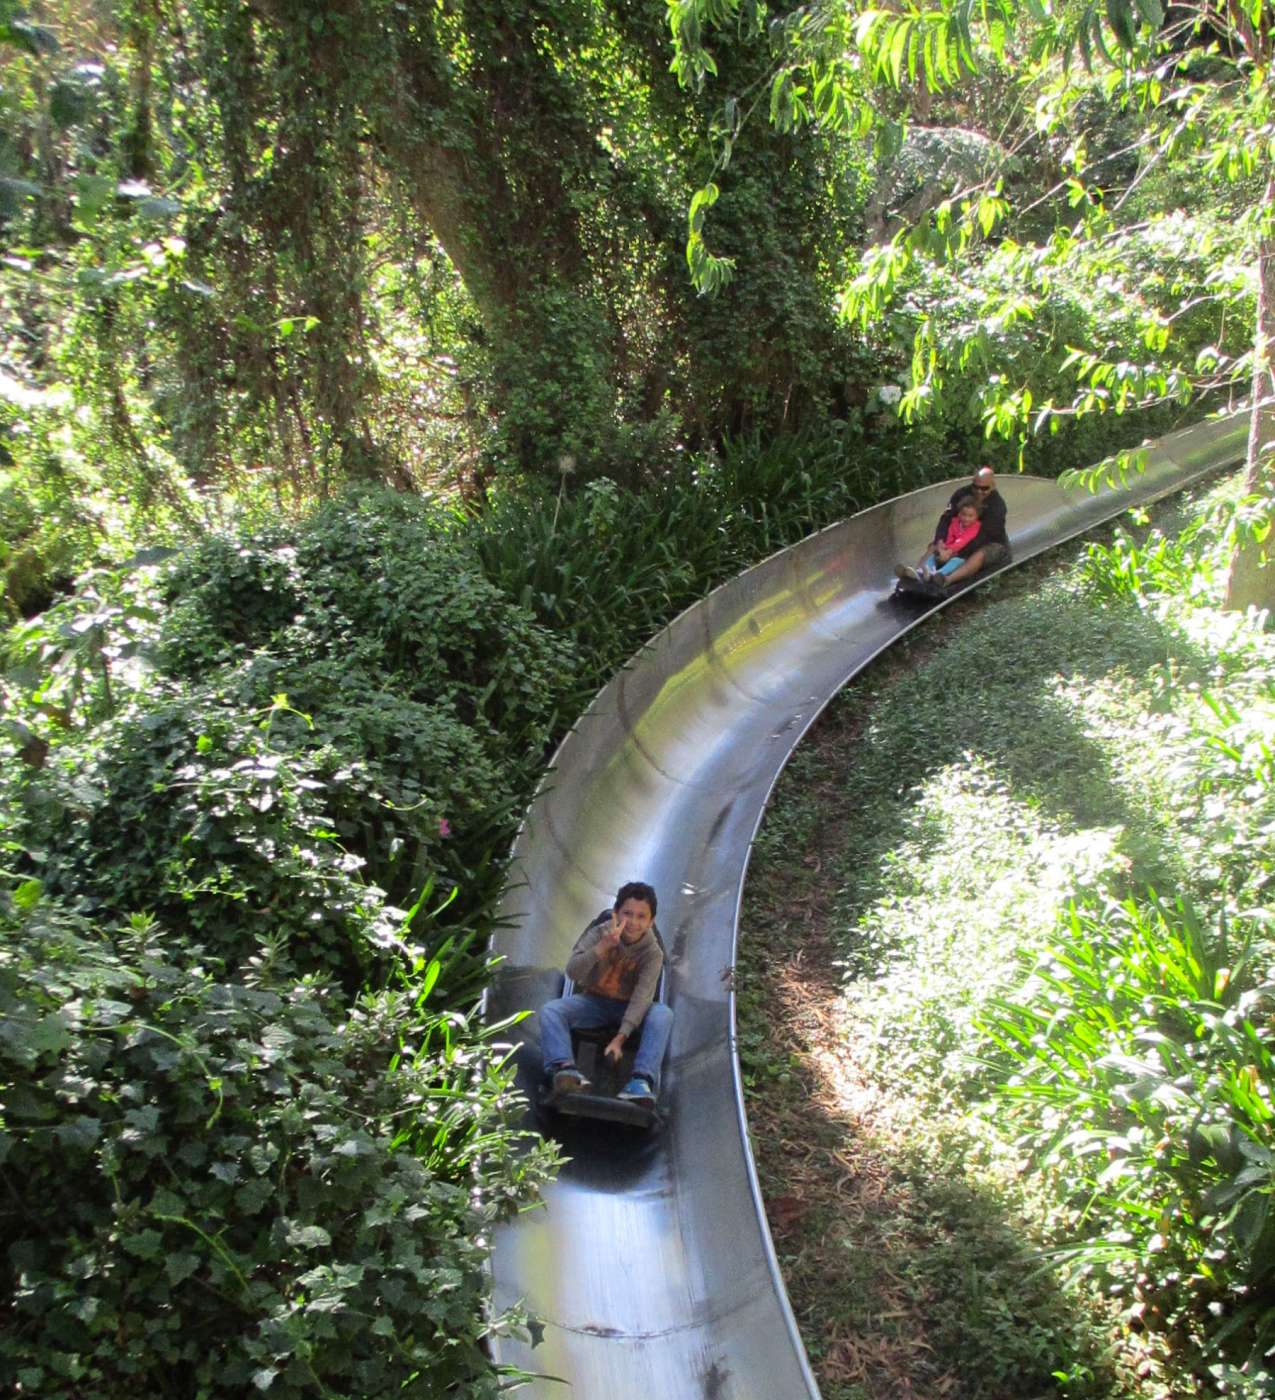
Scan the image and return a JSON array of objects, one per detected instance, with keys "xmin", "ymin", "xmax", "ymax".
[{"xmin": 486, "ymin": 415, "xmax": 1247, "ymax": 1399}]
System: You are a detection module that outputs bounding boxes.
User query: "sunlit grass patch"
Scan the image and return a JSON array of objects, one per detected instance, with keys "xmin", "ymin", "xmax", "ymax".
[{"xmin": 837, "ymin": 756, "xmax": 1130, "ymax": 1099}]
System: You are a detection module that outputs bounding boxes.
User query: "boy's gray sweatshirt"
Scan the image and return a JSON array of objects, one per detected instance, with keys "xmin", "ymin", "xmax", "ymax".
[{"xmin": 565, "ymin": 916, "xmax": 663, "ymax": 1038}]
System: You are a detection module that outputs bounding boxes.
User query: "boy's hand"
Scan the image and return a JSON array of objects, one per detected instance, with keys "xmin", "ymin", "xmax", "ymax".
[
  {"xmin": 598, "ymin": 912, "xmax": 623, "ymax": 951},
  {"xmin": 604, "ymin": 1033, "xmax": 627, "ymax": 1064}
]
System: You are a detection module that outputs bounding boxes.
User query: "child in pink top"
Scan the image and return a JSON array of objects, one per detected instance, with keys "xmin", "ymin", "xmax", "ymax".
[{"xmin": 921, "ymin": 497, "xmax": 982, "ymax": 580}]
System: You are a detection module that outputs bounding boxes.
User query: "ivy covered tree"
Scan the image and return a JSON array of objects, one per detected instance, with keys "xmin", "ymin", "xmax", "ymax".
[{"xmin": 1, "ymin": 0, "xmax": 868, "ymax": 516}]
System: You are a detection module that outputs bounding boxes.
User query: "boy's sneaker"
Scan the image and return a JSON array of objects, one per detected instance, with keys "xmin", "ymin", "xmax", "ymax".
[
  {"xmin": 894, "ymin": 564, "xmax": 920, "ymax": 582},
  {"xmin": 552, "ymin": 1067, "xmax": 589, "ymax": 1096},
  {"xmin": 618, "ymin": 1076, "xmax": 656, "ymax": 1108}
]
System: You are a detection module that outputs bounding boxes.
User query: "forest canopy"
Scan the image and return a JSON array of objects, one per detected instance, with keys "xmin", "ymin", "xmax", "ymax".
[{"xmin": 4, "ymin": 0, "xmax": 1261, "ymax": 597}]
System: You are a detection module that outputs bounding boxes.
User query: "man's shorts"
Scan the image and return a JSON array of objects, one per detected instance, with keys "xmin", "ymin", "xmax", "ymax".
[{"xmin": 980, "ymin": 542, "xmax": 1011, "ymax": 570}]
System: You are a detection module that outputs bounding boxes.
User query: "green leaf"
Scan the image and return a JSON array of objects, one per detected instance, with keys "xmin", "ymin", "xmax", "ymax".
[
  {"xmin": 287, "ymin": 1223, "xmax": 333, "ymax": 1249},
  {"xmin": 888, "ymin": 20, "xmax": 910, "ymax": 86},
  {"xmin": 165, "ymin": 1252, "xmax": 201, "ymax": 1286},
  {"xmin": 28, "ymin": 1013, "xmax": 71, "ymax": 1056},
  {"xmin": 236, "ymin": 1178, "xmax": 275, "ymax": 1214},
  {"xmin": 1105, "ymin": 0, "xmax": 1139, "ymax": 48},
  {"xmin": 54, "ymin": 1115, "xmax": 103, "ymax": 1150},
  {"xmin": 73, "ymin": 173, "xmax": 114, "ymax": 228},
  {"xmin": 123, "ymin": 1228, "xmax": 165, "ymax": 1261},
  {"xmin": 13, "ymin": 878, "xmax": 42, "ymax": 910},
  {"xmin": 418, "ymin": 958, "xmax": 441, "ymax": 1004},
  {"xmin": 150, "ymin": 1187, "xmax": 186, "ymax": 1216},
  {"xmin": 1233, "ymin": 1192, "xmax": 1269, "ymax": 1250}
]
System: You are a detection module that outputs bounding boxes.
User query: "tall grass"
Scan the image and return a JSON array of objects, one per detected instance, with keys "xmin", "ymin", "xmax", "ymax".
[{"xmin": 470, "ymin": 421, "xmax": 946, "ymax": 699}]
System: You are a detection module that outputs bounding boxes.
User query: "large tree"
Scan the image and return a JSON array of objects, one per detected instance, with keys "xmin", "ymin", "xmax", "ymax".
[{"xmin": 2, "ymin": 0, "xmax": 866, "ymax": 496}]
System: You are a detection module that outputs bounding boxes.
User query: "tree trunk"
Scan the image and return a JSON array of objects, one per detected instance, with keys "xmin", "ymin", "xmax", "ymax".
[
  {"xmin": 1225, "ymin": 175, "xmax": 1275, "ymax": 619},
  {"xmin": 190, "ymin": 0, "xmax": 855, "ymax": 483}
]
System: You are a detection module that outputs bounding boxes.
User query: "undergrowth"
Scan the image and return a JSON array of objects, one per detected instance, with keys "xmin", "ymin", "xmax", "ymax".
[{"xmin": 739, "ymin": 472, "xmax": 1275, "ymax": 1399}]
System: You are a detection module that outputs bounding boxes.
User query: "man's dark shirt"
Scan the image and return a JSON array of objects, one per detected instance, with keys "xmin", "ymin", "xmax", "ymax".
[{"xmin": 934, "ymin": 486, "xmax": 1008, "ymax": 558}]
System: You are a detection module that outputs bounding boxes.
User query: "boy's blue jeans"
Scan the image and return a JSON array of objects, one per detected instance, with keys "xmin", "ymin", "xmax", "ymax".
[{"xmin": 539, "ymin": 993, "xmax": 673, "ymax": 1086}]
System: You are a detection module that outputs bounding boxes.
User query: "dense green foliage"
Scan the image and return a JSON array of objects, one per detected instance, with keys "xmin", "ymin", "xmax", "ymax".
[
  {"xmin": 672, "ymin": 0, "xmax": 1275, "ymax": 614},
  {"xmin": 0, "ymin": 491, "xmax": 583, "ymax": 1394},
  {"xmin": 6, "ymin": 0, "xmax": 1252, "ymax": 619},
  {"xmin": 3, "ymin": 0, "xmax": 1271, "ymax": 1393},
  {"xmin": 0, "ymin": 0, "xmax": 864, "ymax": 533},
  {"xmin": 849, "ymin": 209, "xmax": 1253, "ymax": 469},
  {"xmin": 984, "ymin": 894, "xmax": 1274, "ymax": 1392},
  {"xmin": 672, "ymin": 0, "xmax": 1264, "ymax": 447},
  {"xmin": 6, "ymin": 492, "xmax": 576, "ymax": 986},
  {"xmin": 472, "ymin": 422, "xmax": 948, "ymax": 691},
  {"xmin": 0, "ymin": 893, "xmax": 553, "ymax": 1398},
  {"xmin": 3, "ymin": 422, "xmax": 971, "ymax": 978},
  {"xmin": 740, "ymin": 477, "xmax": 1274, "ymax": 1395}
]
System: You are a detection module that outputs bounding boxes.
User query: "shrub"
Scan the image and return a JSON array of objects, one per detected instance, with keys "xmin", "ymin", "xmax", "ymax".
[
  {"xmin": 0, "ymin": 889, "xmax": 557, "ymax": 1399},
  {"xmin": 156, "ymin": 532, "xmax": 304, "ymax": 666},
  {"xmin": 980, "ymin": 893, "xmax": 1275, "ymax": 1389},
  {"xmin": 20, "ymin": 687, "xmax": 402, "ymax": 987},
  {"xmin": 247, "ymin": 661, "xmax": 521, "ymax": 911},
  {"xmin": 5, "ymin": 489, "xmax": 582, "ymax": 987},
  {"xmin": 158, "ymin": 491, "xmax": 579, "ymax": 750},
  {"xmin": 289, "ymin": 491, "xmax": 577, "ymax": 747}
]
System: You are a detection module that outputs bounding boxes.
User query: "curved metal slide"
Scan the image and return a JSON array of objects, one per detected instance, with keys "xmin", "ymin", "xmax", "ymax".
[{"xmin": 486, "ymin": 415, "xmax": 1247, "ymax": 1399}]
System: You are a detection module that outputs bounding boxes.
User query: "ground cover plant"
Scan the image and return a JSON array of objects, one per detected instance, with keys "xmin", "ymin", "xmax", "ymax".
[{"xmin": 738, "ymin": 473, "xmax": 1275, "ymax": 1399}]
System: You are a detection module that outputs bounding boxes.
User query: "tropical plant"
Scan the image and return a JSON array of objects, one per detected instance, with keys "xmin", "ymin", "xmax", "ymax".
[{"xmin": 980, "ymin": 892, "xmax": 1275, "ymax": 1387}]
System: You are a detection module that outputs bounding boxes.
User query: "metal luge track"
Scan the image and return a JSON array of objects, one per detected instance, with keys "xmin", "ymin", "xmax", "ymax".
[{"xmin": 485, "ymin": 415, "xmax": 1246, "ymax": 1400}]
